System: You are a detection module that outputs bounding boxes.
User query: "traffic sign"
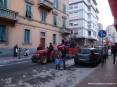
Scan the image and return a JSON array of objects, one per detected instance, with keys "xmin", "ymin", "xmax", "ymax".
[{"xmin": 98, "ymin": 30, "xmax": 107, "ymax": 38}]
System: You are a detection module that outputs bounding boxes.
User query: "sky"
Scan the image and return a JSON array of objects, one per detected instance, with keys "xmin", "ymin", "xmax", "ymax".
[{"xmin": 97, "ymin": 0, "xmax": 114, "ymax": 29}]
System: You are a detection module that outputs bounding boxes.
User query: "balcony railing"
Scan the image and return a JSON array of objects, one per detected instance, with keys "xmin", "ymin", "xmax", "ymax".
[
  {"xmin": 0, "ymin": 8, "xmax": 18, "ymax": 22},
  {"xmin": 38, "ymin": 0, "xmax": 53, "ymax": 10},
  {"xmin": 61, "ymin": 28, "xmax": 71, "ymax": 35}
]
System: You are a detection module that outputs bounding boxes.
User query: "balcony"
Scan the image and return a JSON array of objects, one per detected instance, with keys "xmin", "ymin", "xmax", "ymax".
[
  {"xmin": 38, "ymin": 0, "xmax": 53, "ymax": 11},
  {"xmin": 0, "ymin": 8, "xmax": 18, "ymax": 25},
  {"xmin": 61, "ymin": 28, "xmax": 71, "ymax": 35}
]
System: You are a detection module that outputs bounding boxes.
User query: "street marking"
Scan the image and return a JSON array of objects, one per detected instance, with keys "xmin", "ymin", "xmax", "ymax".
[
  {"xmin": 88, "ymin": 83, "xmax": 117, "ymax": 85},
  {"xmin": 0, "ymin": 60, "xmax": 30, "ymax": 67}
]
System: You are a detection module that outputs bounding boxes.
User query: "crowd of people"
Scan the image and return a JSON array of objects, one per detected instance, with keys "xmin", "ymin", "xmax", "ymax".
[{"xmin": 37, "ymin": 41, "xmax": 68, "ymax": 70}]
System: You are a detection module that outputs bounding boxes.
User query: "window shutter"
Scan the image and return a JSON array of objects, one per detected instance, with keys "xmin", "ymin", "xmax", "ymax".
[
  {"xmin": 4, "ymin": 0, "xmax": 7, "ymax": 9},
  {"xmin": 0, "ymin": 0, "xmax": 3, "ymax": 8},
  {"xmin": 0, "ymin": 25, "xmax": 6, "ymax": 42},
  {"xmin": 29, "ymin": 5, "xmax": 32, "ymax": 18}
]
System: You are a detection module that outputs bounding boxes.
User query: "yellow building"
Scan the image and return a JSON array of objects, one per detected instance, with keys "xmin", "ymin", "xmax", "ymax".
[{"xmin": 0, "ymin": 0, "xmax": 70, "ymax": 56}]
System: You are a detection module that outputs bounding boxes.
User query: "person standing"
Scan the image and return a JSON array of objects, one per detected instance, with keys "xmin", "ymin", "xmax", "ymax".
[
  {"xmin": 54, "ymin": 47, "xmax": 61, "ymax": 70},
  {"xmin": 13, "ymin": 44, "xmax": 18, "ymax": 57},
  {"xmin": 47, "ymin": 43, "xmax": 53, "ymax": 62},
  {"xmin": 111, "ymin": 44, "xmax": 117, "ymax": 64},
  {"xmin": 61, "ymin": 45, "xmax": 67, "ymax": 69},
  {"xmin": 37, "ymin": 44, "xmax": 43, "ymax": 51}
]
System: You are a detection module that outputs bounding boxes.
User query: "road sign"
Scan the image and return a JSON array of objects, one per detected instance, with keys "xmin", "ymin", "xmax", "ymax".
[{"xmin": 98, "ymin": 30, "xmax": 107, "ymax": 38}]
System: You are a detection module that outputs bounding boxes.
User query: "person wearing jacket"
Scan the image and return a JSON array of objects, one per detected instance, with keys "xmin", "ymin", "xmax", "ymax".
[{"xmin": 111, "ymin": 44, "xmax": 117, "ymax": 64}]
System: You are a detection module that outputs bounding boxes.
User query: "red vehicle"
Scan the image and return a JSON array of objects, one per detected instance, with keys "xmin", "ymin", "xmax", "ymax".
[
  {"xmin": 31, "ymin": 44, "xmax": 78, "ymax": 64},
  {"xmin": 31, "ymin": 49, "xmax": 48, "ymax": 64}
]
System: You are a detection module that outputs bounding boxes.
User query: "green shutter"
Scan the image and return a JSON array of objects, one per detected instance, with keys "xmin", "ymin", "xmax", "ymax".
[
  {"xmin": 0, "ymin": 0, "xmax": 4, "ymax": 8},
  {"xmin": 53, "ymin": 15, "xmax": 57, "ymax": 26},
  {"xmin": 4, "ymin": 0, "xmax": 7, "ymax": 9},
  {"xmin": 53, "ymin": 15, "xmax": 54, "ymax": 25},
  {"xmin": 24, "ymin": 30, "xmax": 26, "ymax": 43},
  {"xmin": 24, "ymin": 30, "xmax": 30, "ymax": 43},
  {"xmin": 56, "ymin": 0, "xmax": 59, "ymax": 9},
  {"xmin": 40, "ymin": 10, "xmax": 43, "ymax": 22},
  {"xmin": 0, "ymin": 25, "xmax": 6, "ymax": 42},
  {"xmin": 29, "ymin": 5, "xmax": 32, "ymax": 17}
]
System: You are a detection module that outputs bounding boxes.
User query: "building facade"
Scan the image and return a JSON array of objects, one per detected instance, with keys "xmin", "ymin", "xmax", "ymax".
[
  {"xmin": 97, "ymin": 23, "xmax": 103, "ymax": 45},
  {"xmin": 106, "ymin": 25, "xmax": 117, "ymax": 44},
  {"xmin": 0, "ymin": 0, "xmax": 69, "ymax": 57},
  {"xmin": 68, "ymin": 0, "xmax": 99, "ymax": 46}
]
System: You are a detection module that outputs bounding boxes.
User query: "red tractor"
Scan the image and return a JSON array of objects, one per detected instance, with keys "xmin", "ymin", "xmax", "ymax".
[
  {"xmin": 31, "ymin": 44, "xmax": 78, "ymax": 64},
  {"xmin": 31, "ymin": 49, "xmax": 48, "ymax": 64}
]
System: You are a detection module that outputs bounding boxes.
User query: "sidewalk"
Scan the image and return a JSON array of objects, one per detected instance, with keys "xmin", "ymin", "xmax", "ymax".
[
  {"xmin": 0, "ymin": 55, "xmax": 32, "ymax": 66},
  {"xmin": 76, "ymin": 56, "xmax": 117, "ymax": 87}
]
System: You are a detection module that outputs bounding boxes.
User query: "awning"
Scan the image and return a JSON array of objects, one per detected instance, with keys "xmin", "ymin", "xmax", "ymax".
[{"xmin": 108, "ymin": 0, "xmax": 117, "ymax": 30}]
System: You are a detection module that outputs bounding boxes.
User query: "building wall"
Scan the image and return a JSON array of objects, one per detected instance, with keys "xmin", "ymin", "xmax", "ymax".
[
  {"xmin": 68, "ymin": 0, "xmax": 98, "ymax": 43},
  {"xmin": 0, "ymin": 0, "xmax": 68, "ymax": 57},
  {"xmin": 106, "ymin": 25, "xmax": 117, "ymax": 43}
]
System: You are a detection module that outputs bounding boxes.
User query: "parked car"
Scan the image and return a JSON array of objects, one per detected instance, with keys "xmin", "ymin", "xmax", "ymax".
[
  {"xmin": 95, "ymin": 46, "xmax": 108, "ymax": 61},
  {"xmin": 74, "ymin": 48, "xmax": 100, "ymax": 66}
]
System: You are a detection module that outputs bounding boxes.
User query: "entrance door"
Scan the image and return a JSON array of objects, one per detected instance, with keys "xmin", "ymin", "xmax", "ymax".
[{"xmin": 40, "ymin": 38, "xmax": 45, "ymax": 48}]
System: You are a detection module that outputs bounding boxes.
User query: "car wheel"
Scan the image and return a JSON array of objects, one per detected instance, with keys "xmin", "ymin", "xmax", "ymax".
[
  {"xmin": 32, "ymin": 57, "xmax": 37, "ymax": 63},
  {"xmin": 92, "ymin": 61, "xmax": 97, "ymax": 66}
]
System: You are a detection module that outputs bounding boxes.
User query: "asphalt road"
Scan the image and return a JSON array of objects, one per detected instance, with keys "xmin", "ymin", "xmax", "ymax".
[{"xmin": 0, "ymin": 59, "xmax": 97, "ymax": 87}]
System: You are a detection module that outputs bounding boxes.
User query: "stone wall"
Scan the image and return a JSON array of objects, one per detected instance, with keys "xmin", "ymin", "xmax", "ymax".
[{"xmin": 0, "ymin": 48, "xmax": 37, "ymax": 57}]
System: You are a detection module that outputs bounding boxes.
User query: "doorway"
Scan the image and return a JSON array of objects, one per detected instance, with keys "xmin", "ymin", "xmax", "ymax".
[{"xmin": 40, "ymin": 38, "xmax": 45, "ymax": 48}]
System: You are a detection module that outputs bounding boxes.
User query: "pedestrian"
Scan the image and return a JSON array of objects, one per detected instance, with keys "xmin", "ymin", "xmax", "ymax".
[
  {"xmin": 13, "ymin": 44, "xmax": 18, "ymax": 57},
  {"xmin": 37, "ymin": 44, "xmax": 43, "ymax": 51},
  {"xmin": 61, "ymin": 45, "xmax": 67, "ymax": 69},
  {"xmin": 47, "ymin": 43, "xmax": 53, "ymax": 62},
  {"xmin": 24, "ymin": 49, "xmax": 30, "ymax": 56},
  {"xmin": 111, "ymin": 44, "xmax": 117, "ymax": 64},
  {"xmin": 108, "ymin": 48, "xmax": 111, "ymax": 56},
  {"xmin": 55, "ymin": 57, "xmax": 60, "ymax": 70},
  {"xmin": 54, "ymin": 48, "xmax": 60, "ymax": 70}
]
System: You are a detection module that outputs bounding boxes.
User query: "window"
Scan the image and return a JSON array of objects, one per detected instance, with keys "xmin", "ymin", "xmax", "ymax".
[
  {"xmin": 74, "ymin": 10, "xmax": 78, "ymax": 13},
  {"xmin": 74, "ymin": 4, "xmax": 78, "ymax": 8},
  {"xmin": 0, "ymin": 0, "xmax": 7, "ymax": 9},
  {"xmin": 69, "ymin": 23, "xmax": 73, "ymax": 26},
  {"xmin": 63, "ymin": 4, "xmax": 66, "ymax": 13},
  {"xmin": 53, "ymin": 15, "xmax": 57, "ymax": 26},
  {"xmin": 53, "ymin": 34, "xmax": 56, "ymax": 44},
  {"xmin": 26, "ymin": 3, "xmax": 32, "ymax": 19},
  {"xmin": 24, "ymin": 29, "xmax": 30, "ymax": 44},
  {"xmin": 88, "ymin": 7, "xmax": 91, "ymax": 11},
  {"xmin": 40, "ymin": 32, "xmax": 46, "ymax": 37},
  {"xmin": 87, "ymin": 0, "xmax": 90, "ymax": 3},
  {"xmin": 69, "ymin": 6, "xmax": 73, "ymax": 9},
  {"xmin": 54, "ymin": 0, "xmax": 59, "ymax": 9},
  {"xmin": 88, "ymin": 31, "xmax": 91, "ymax": 36},
  {"xmin": 93, "ymin": 31, "xmax": 96, "ymax": 37},
  {"xmin": 0, "ymin": 25, "xmax": 7, "ymax": 42},
  {"xmin": 63, "ymin": 18, "xmax": 66, "ymax": 28},
  {"xmin": 40, "ymin": 9, "xmax": 47, "ymax": 23},
  {"xmin": 74, "ymin": 23, "xmax": 78, "ymax": 26}
]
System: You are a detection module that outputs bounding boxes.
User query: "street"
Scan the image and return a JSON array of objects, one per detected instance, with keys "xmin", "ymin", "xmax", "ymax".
[{"xmin": 0, "ymin": 59, "xmax": 97, "ymax": 87}]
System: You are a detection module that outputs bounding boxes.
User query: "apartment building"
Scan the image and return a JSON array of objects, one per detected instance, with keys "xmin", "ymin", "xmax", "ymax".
[
  {"xmin": 97, "ymin": 23, "xmax": 103, "ymax": 45},
  {"xmin": 0, "ymin": 0, "xmax": 70, "ymax": 57},
  {"xmin": 106, "ymin": 25, "xmax": 117, "ymax": 44},
  {"xmin": 68, "ymin": 0, "xmax": 99, "ymax": 46}
]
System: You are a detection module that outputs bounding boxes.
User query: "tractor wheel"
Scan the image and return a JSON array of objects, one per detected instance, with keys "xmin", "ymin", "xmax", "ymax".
[{"xmin": 41, "ymin": 57, "xmax": 47, "ymax": 64}]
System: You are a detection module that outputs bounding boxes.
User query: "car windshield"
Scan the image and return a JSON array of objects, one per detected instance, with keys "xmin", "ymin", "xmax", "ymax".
[
  {"xmin": 95, "ymin": 47, "xmax": 107, "ymax": 53},
  {"xmin": 79, "ymin": 49, "xmax": 91, "ymax": 54}
]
